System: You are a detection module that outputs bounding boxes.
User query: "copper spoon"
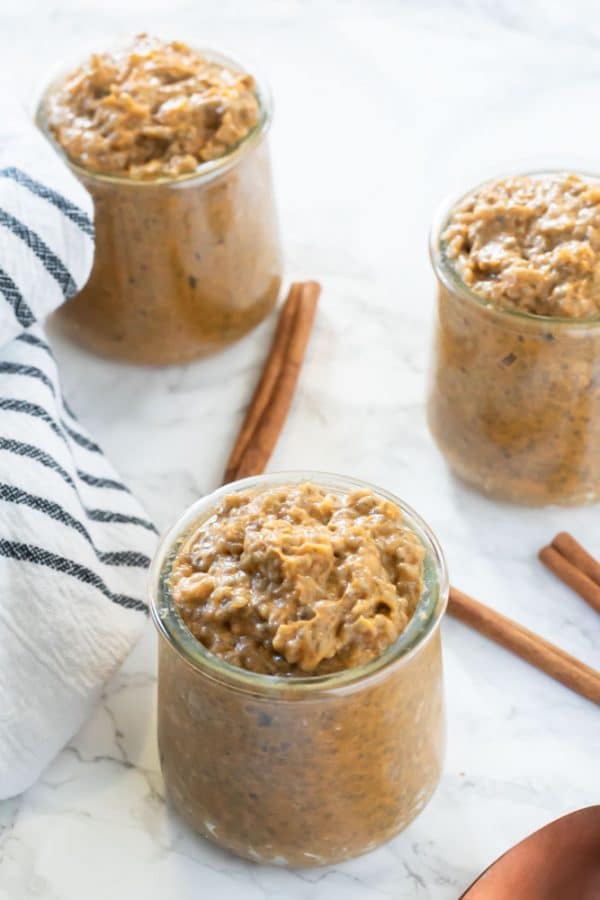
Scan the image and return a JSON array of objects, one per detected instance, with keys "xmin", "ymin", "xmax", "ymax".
[{"xmin": 460, "ymin": 806, "xmax": 600, "ymax": 899}]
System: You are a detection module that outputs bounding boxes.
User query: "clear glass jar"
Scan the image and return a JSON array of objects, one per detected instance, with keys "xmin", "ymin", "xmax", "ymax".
[
  {"xmin": 428, "ymin": 172, "xmax": 600, "ymax": 506},
  {"xmin": 149, "ymin": 472, "xmax": 448, "ymax": 867},
  {"xmin": 35, "ymin": 50, "xmax": 282, "ymax": 366}
]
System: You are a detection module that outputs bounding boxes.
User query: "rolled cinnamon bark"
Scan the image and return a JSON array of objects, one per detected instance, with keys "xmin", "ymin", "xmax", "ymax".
[
  {"xmin": 539, "ymin": 543, "xmax": 600, "ymax": 616},
  {"xmin": 448, "ymin": 587, "xmax": 600, "ymax": 705},
  {"xmin": 222, "ymin": 280, "xmax": 320, "ymax": 484},
  {"xmin": 551, "ymin": 532, "xmax": 600, "ymax": 588}
]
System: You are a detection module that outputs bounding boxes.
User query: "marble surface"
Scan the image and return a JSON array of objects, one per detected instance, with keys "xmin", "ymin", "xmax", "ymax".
[{"xmin": 1, "ymin": 1, "xmax": 600, "ymax": 897}]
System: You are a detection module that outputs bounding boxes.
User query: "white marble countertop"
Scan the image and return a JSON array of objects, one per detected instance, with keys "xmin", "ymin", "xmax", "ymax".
[{"xmin": 1, "ymin": 1, "xmax": 599, "ymax": 897}]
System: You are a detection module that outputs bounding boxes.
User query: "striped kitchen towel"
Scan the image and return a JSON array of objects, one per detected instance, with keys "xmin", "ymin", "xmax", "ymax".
[{"xmin": 0, "ymin": 97, "xmax": 157, "ymax": 799}]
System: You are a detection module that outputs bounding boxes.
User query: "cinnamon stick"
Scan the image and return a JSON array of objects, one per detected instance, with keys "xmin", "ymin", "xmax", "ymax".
[
  {"xmin": 448, "ymin": 587, "xmax": 600, "ymax": 705},
  {"xmin": 223, "ymin": 284, "xmax": 301, "ymax": 482},
  {"xmin": 539, "ymin": 544, "xmax": 600, "ymax": 616},
  {"xmin": 551, "ymin": 532, "xmax": 600, "ymax": 587},
  {"xmin": 223, "ymin": 281, "xmax": 320, "ymax": 484}
]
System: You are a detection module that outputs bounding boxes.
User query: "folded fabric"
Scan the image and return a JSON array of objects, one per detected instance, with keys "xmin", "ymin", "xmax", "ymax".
[{"xmin": 0, "ymin": 97, "xmax": 157, "ymax": 799}]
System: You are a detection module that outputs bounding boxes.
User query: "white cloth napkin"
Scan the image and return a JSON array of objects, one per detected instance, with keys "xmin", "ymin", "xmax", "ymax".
[{"xmin": 0, "ymin": 98, "xmax": 157, "ymax": 799}]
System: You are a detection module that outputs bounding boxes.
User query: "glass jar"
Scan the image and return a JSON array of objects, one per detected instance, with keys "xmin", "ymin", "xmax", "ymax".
[
  {"xmin": 149, "ymin": 472, "xmax": 448, "ymax": 867},
  {"xmin": 428, "ymin": 172, "xmax": 600, "ymax": 506},
  {"xmin": 35, "ymin": 50, "xmax": 282, "ymax": 366}
]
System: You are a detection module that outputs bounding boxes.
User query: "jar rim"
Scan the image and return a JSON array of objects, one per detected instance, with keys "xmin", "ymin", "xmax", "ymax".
[
  {"xmin": 34, "ymin": 42, "xmax": 272, "ymax": 188},
  {"xmin": 430, "ymin": 167, "xmax": 600, "ymax": 329},
  {"xmin": 149, "ymin": 470, "xmax": 449, "ymax": 698}
]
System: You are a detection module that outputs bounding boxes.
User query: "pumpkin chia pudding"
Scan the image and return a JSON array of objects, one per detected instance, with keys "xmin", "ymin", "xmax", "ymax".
[
  {"xmin": 428, "ymin": 172, "xmax": 600, "ymax": 506},
  {"xmin": 151, "ymin": 475, "xmax": 448, "ymax": 866},
  {"xmin": 38, "ymin": 34, "xmax": 282, "ymax": 364},
  {"xmin": 44, "ymin": 33, "xmax": 261, "ymax": 179}
]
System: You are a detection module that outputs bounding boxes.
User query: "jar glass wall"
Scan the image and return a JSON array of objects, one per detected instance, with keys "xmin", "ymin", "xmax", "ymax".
[
  {"xmin": 428, "ymin": 172, "xmax": 600, "ymax": 506},
  {"xmin": 150, "ymin": 472, "xmax": 448, "ymax": 867},
  {"xmin": 36, "ymin": 50, "xmax": 283, "ymax": 366}
]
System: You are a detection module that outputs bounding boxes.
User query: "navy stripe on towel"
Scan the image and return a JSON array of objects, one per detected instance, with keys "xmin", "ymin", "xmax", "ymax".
[
  {"xmin": 0, "ymin": 397, "xmax": 64, "ymax": 442},
  {"xmin": 0, "ymin": 361, "xmax": 56, "ymax": 397},
  {"xmin": 0, "ymin": 395, "xmax": 102, "ymax": 456},
  {"xmin": 0, "ymin": 266, "xmax": 35, "ymax": 328},
  {"xmin": 0, "ymin": 207, "xmax": 77, "ymax": 298},
  {"xmin": 16, "ymin": 332, "xmax": 54, "ymax": 356},
  {"xmin": 0, "ymin": 428, "xmax": 158, "ymax": 534},
  {"xmin": 77, "ymin": 470, "xmax": 130, "ymax": 493},
  {"xmin": 0, "ymin": 539, "xmax": 148, "ymax": 613},
  {"xmin": 0, "ymin": 482, "xmax": 150, "ymax": 568},
  {"xmin": 0, "ymin": 435, "xmax": 75, "ymax": 489},
  {"xmin": 0, "ymin": 345, "xmax": 95, "ymax": 435},
  {"xmin": 87, "ymin": 508, "xmax": 157, "ymax": 534},
  {"xmin": 0, "ymin": 437, "xmax": 154, "ymax": 533},
  {"xmin": 0, "ymin": 167, "xmax": 94, "ymax": 238},
  {"xmin": 60, "ymin": 420, "xmax": 101, "ymax": 453}
]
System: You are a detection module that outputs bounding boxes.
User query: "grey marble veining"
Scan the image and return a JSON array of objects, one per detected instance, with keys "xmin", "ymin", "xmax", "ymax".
[{"xmin": 1, "ymin": 1, "xmax": 599, "ymax": 897}]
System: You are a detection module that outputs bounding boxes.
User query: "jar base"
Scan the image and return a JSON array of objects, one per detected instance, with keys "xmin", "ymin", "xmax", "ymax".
[
  {"xmin": 48, "ymin": 288, "xmax": 279, "ymax": 366},
  {"xmin": 439, "ymin": 452, "xmax": 598, "ymax": 508},
  {"xmin": 164, "ymin": 775, "xmax": 441, "ymax": 868}
]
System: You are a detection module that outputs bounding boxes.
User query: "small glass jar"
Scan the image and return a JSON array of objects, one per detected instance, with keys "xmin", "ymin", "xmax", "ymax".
[
  {"xmin": 36, "ymin": 49, "xmax": 282, "ymax": 366},
  {"xmin": 149, "ymin": 472, "xmax": 448, "ymax": 867},
  {"xmin": 428, "ymin": 171, "xmax": 600, "ymax": 506}
]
